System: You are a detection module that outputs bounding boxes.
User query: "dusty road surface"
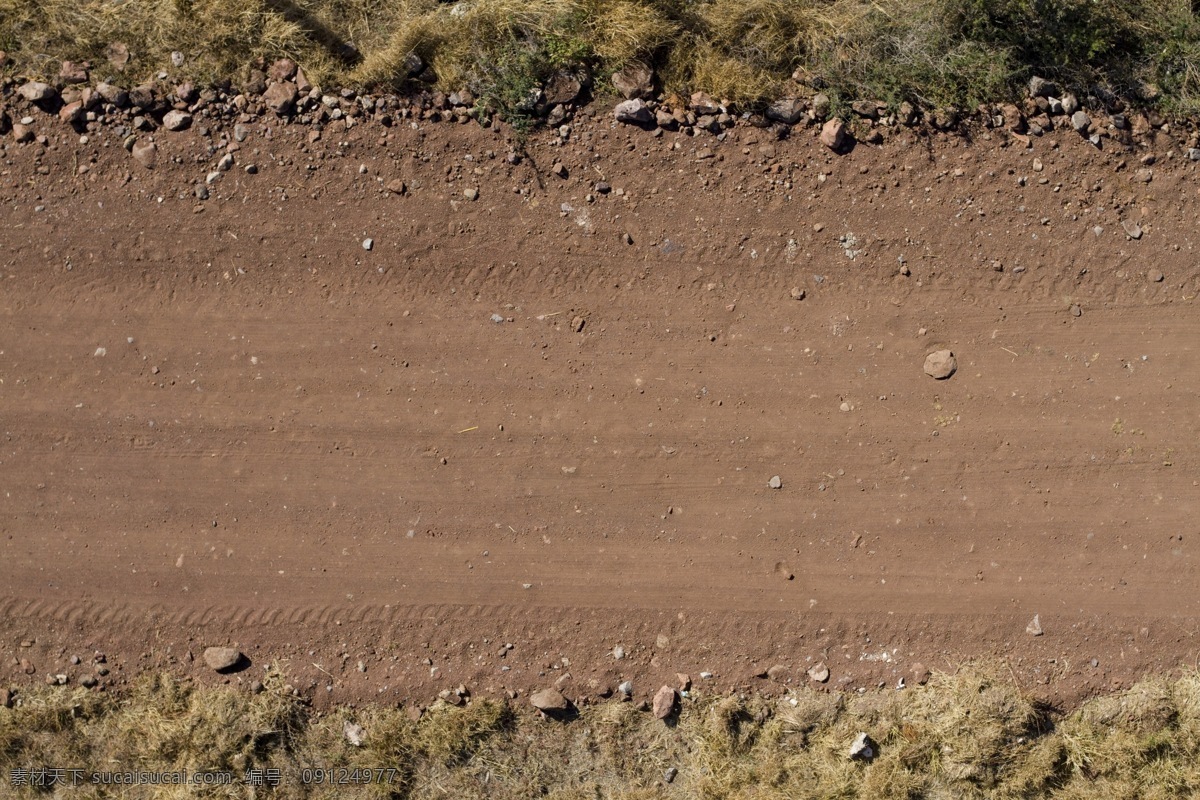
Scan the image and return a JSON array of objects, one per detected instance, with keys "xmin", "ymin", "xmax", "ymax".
[{"xmin": 2, "ymin": 108, "xmax": 1198, "ymax": 708}]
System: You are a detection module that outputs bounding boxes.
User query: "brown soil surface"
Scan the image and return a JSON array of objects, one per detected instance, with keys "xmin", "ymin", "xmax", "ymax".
[{"xmin": 2, "ymin": 107, "xmax": 1199, "ymax": 712}]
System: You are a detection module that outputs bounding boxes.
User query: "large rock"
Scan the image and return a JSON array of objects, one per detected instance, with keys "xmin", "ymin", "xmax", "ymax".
[
  {"xmin": 162, "ymin": 110, "xmax": 192, "ymax": 132},
  {"xmin": 923, "ymin": 350, "xmax": 957, "ymax": 380},
  {"xmin": 19, "ymin": 82, "xmax": 57, "ymax": 103},
  {"xmin": 530, "ymin": 687, "xmax": 569, "ymax": 712},
  {"xmin": 911, "ymin": 663, "xmax": 932, "ymax": 686},
  {"xmin": 96, "ymin": 82, "xmax": 129, "ymax": 107},
  {"xmin": 652, "ymin": 685, "xmax": 678, "ymax": 720},
  {"xmin": 614, "ymin": 99, "xmax": 653, "ymax": 125},
  {"xmin": 811, "ymin": 92, "xmax": 831, "ymax": 120},
  {"xmin": 766, "ymin": 97, "xmax": 805, "ymax": 125},
  {"xmin": 130, "ymin": 140, "xmax": 157, "ymax": 169},
  {"xmin": 262, "ymin": 81, "xmax": 299, "ymax": 116},
  {"xmin": 690, "ymin": 91, "xmax": 719, "ymax": 115},
  {"xmin": 203, "ymin": 646, "xmax": 243, "ymax": 672},
  {"xmin": 611, "ymin": 63, "xmax": 654, "ymax": 100},
  {"xmin": 127, "ymin": 83, "xmax": 157, "ymax": 110},
  {"xmin": 820, "ymin": 118, "xmax": 848, "ymax": 151},
  {"xmin": 543, "ymin": 72, "xmax": 582, "ymax": 106},
  {"xmin": 807, "ymin": 663, "xmax": 830, "ymax": 683},
  {"xmin": 268, "ymin": 57, "xmax": 298, "ymax": 83},
  {"xmin": 1070, "ymin": 110, "xmax": 1091, "ymax": 133},
  {"xmin": 295, "ymin": 65, "xmax": 314, "ymax": 94},
  {"xmin": 931, "ymin": 107, "xmax": 959, "ymax": 130},
  {"xmin": 242, "ymin": 69, "xmax": 268, "ymax": 96},
  {"xmin": 999, "ymin": 103, "xmax": 1025, "ymax": 132},
  {"xmin": 851, "ymin": 99, "xmax": 879, "ymax": 119},
  {"xmin": 59, "ymin": 61, "xmax": 89, "ymax": 84},
  {"xmin": 175, "ymin": 81, "xmax": 199, "ymax": 104},
  {"xmin": 1029, "ymin": 76, "xmax": 1058, "ymax": 98},
  {"xmin": 58, "ymin": 101, "xmax": 84, "ymax": 125}
]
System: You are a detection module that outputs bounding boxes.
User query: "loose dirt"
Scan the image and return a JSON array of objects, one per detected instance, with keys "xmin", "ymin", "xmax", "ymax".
[{"xmin": 2, "ymin": 106, "xmax": 1198, "ymax": 711}]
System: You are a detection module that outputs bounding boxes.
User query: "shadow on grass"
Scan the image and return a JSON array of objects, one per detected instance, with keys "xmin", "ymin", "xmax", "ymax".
[{"xmin": 262, "ymin": 0, "xmax": 362, "ymax": 66}]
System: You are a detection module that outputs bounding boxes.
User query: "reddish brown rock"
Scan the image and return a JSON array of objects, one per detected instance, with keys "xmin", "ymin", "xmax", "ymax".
[
  {"xmin": 58, "ymin": 101, "xmax": 84, "ymax": 125},
  {"xmin": 690, "ymin": 91, "xmax": 719, "ymax": 115},
  {"xmin": 911, "ymin": 663, "xmax": 932, "ymax": 686},
  {"xmin": 652, "ymin": 685, "xmax": 677, "ymax": 720},
  {"xmin": 530, "ymin": 687, "xmax": 569, "ymax": 712},
  {"xmin": 611, "ymin": 63, "xmax": 653, "ymax": 100},
  {"xmin": 59, "ymin": 60, "xmax": 89, "ymax": 84},
  {"xmin": 820, "ymin": 118, "xmax": 848, "ymax": 151},
  {"xmin": 269, "ymin": 58, "xmax": 298, "ymax": 83},
  {"xmin": 262, "ymin": 81, "xmax": 298, "ymax": 116}
]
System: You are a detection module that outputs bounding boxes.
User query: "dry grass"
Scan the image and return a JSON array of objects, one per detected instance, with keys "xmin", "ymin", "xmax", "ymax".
[
  {"xmin": 2, "ymin": 0, "xmax": 1199, "ymax": 116},
  {"xmin": 0, "ymin": 0, "xmax": 326, "ymax": 83},
  {"xmin": 6, "ymin": 663, "xmax": 1200, "ymax": 797}
]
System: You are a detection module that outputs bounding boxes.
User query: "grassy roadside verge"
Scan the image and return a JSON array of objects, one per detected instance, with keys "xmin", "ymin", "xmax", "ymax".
[
  {"xmin": 0, "ymin": 0, "xmax": 1198, "ymax": 122},
  {"xmin": 4, "ymin": 663, "xmax": 1200, "ymax": 798}
]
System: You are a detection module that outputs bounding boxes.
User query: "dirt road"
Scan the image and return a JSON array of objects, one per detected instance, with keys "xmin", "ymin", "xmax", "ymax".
[{"xmin": 2, "ymin": 110, "xmax": 1198, "ymax": 706}]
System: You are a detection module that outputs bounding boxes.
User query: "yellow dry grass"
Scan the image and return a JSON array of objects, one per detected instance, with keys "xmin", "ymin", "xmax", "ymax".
[{"xmin": 5, "ymin": 662, "xmax": 1200, "ymax": 798}]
